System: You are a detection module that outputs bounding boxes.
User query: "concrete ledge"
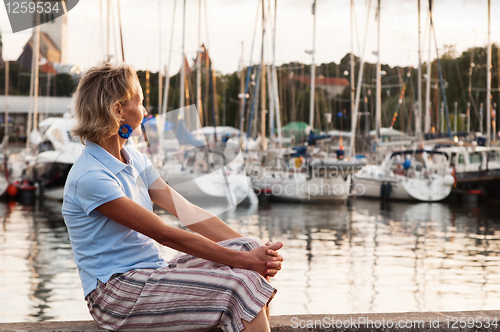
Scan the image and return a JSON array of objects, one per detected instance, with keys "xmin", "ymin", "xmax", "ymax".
[{"xmin": 1, "ymin": 311, "xmax": 499, "ymax": 331}]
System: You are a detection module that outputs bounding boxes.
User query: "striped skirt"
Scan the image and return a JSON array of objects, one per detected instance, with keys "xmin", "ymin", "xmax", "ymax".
[{"xmin": 86, "ymin": 237, "xmax": 277, "ymax": 332}]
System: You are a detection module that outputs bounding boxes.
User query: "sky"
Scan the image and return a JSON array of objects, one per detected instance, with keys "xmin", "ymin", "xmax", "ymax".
[{"xmin": 0, "ymin": 0, "xmax": 498, "ymax": 76}]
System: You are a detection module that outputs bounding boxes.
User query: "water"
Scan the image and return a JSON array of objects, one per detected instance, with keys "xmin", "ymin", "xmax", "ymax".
[{"xmin": 1, "ymin": 196, "xmax": 499, "ymax": 323}]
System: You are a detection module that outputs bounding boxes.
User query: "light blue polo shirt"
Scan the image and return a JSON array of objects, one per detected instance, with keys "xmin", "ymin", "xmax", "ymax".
[{"xmin": 62, "ymin": 141, "xmax": 167, "ymax": 298}]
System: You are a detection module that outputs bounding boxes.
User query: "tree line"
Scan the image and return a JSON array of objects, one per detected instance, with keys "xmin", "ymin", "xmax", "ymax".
[{"xmin": 2, "ymin": 44, "xmax": 497, "ymax": 138}]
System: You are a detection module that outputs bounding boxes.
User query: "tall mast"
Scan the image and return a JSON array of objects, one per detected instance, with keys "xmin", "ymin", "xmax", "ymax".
[
  {"xmin": 273, "ymin": 0, "xmax": 282, "ymax": 147},
  {"xmin": 196, "ymin": 0, "xmax": 202, "ymax": 124},
  {"xmin": 158, "ymin": 0, "xmax": 162, "ymax": 113},
  {"xmin": 425, "ymin": 0, "xmax": 432, "ymax": 134},
  {"xmin": 348, "ymin": 0, "xmax": 372, "ymax": 159},
  {"xmin": 375, "ymin": 0, "xmax": 381, "ymax": 142},
  {"xmin": 268, "ymin": 0, "xmax": 275, "ymax": 147},
  {"xmin": 32, "ymin": 24, "xmax": 40, "ymax": 131},
  {"xmin": 308, "ymin": 0, "xmax": 316, "ymax": 130},
  {"xmin": 162, "ymin": 0, "xmax": 177, "ymax": 115},
  {"xmin": 238, "ymin": 42, "xmax": 245, "ymax": 130},
  {"xmin": 180, "ymin": 0, "xmax": 186, "ymax": 110},
  {"xmin": 3, "ymin": 60, "xmax": 8, "ymax": 147},
  {"xmin": 260, "ymin": 0, "xmax": 267, "ymax": 151},
  {"xmin": 417, "ymin": 0, "xmax": 422, "ymax": 140},
  {"xmin": 107, "ymin": 0, "xmax": 111, "ymax": 62},
  {"xmin": 350, "ymin": 0, "xmax": 355, "ymax": 136},
  {"xmin": 486, "ymin": 0, "xmax": 491, "ymax": 146},
  {"xmin": 117, "ymin": 0, "xmax": 125, "ymax": 61}
]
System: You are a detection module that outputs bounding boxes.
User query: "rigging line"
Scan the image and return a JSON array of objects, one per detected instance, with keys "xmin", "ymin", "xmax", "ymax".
[
  {"xmin": 353, "ymin": 0, "xmax": 361, "ymax": 57},
  {"xmin": 468, "ymin": 49, "xmax": 480, "ymax": 120},
  {"xmin": 109, "ymin": 0, "xmax": 119, "ymax": 62},
  {"xmin": 162, "ymin": 0, "xmax": 177, "ymax": 115},
  {"xmin": 116, "ymin": 0, "xmax": 125, "ymax": 62},
  {"xmin": 430, "ymin": 5, "xmax": 452, "ymax": 138},
  {"xmin": 451, "ymin": 55, "xmax": 470, "ymax": 114},
  {"xmin": 238, "ymin": 0, "xmax": 261, "ymax": 140},
  {"xmin": 390, "ymin": 67, "xmax": 412, "ymax": 128},
  {"xmin": 348, "ymin": 0, "xmax": 372, "ymax": 158},
  {"xmin": 203, "ymin": 0, "xmax": 210, "ymax": 55},
  {"xmin": 99, "ymin": 0, "xmax": 105, "ymax": 62}
]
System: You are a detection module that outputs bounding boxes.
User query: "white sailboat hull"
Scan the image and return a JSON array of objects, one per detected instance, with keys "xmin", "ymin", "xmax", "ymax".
[
  {"xmin": 353, "ymin": 166, "xmax": 454, "ymax": 202},
  {"xmin": 252, "ymin": 170, "xmax": 350, "ymax": 202}
]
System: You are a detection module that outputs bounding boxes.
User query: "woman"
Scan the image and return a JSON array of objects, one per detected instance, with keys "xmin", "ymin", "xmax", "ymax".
[{"xmin": 62, "ymin": 63, "xmax": 283, "ymax": 332}]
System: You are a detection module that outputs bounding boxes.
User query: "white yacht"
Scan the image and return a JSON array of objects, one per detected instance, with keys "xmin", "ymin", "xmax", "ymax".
[
  {"xmin": 249, "ymin": 148, "xmax": 364, "ymax": 203},
  {"xmin": 12, "ymin": 117, "xmax": 84, "ymax": 200},
  {"xmin": 353, "ymin": 150, "xmax": 455, "ymax": 202}
]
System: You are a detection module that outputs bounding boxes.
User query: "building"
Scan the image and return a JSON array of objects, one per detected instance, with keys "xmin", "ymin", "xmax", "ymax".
[
  {"xmin": 17, "ymin": 32, "xmax": 61, "ymax": 71},
  {"xmin": 17, "ymin": 8, "xmax": 69, "ymax": 71},
  {"xmin": 292, "ymin": 75, "xmax": 349, "ymax": 98}
]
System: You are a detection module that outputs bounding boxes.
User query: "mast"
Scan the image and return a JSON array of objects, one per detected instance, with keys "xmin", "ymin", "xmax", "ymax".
[
  {"xmin": 350, "ymin": 0, "xmax": 355, "ymax": 137},
  {"xmin": 3, "ymin": 60, "xmax": 8, "ymax": 147},
  {"xmin": 267, "ymin": 0, "xmax": 275, "ymax": 148},
  {"xmin": 32, "ymin": 24, "xmax": 40, "ymax": 131},
  {"xmin": 375, "ymin": 0, "xmax": 381, "ymax": 142},
  {"xmin": 107, "ymin": 0, "xmax": 111, "ymax": 62},
  {"xmin": 425, "ymin": 0, "xmax": 432, "ymax": 134},
  {"xmin": 308, "ymin": 0, "xmax": 316, "ymax": 130},
  {"xmin": 238, "ymin": 42, "xmax": 245, "ymax": 131},
  {"xmin": 158, "ymin": 0, "xmax": 162, "ymax": 113},
  {"xmin": 180, "ymin": 0, "xmax": 186, "ymax": 110},
  {"xmin": 417, "ymin": 0, "xmax": 422, "ymax": 140},
  {"xmin": 162, "ymin": 0, "xmax": 177, "ymax": 115},
  {"xmin": 196, "ymin": 0, "xmax": 202, "ymax": 125},
  {"xmin": 272, "ymin": 0, "xmax": 282, "ymax": 147},
  {"xmin": 486, "ymin": 0, "xmax": 491, "ymax": 146},
  {"xmin": 348, "ymin": 0, "xmax": 372, "ymax": 159},
  {"xmin": 259, "ymin": 0, "xmax": 267, "ymax": 151},
  {"xmin": 117, "ymin": 0, "xmax": 125, "ymax": 61}
]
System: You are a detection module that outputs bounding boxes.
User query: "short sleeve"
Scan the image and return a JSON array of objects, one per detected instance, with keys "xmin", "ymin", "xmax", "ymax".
[
  {"xmin": 144, "ymin": 160, "xmax": 161, "ymax": 188},
  {"xmin": 75, "ymin": 170, "xmax": 126, "ymax": 215},
  {"xmin": 137, "ymin": 153, "xmax": 160, "ymax": 188}
]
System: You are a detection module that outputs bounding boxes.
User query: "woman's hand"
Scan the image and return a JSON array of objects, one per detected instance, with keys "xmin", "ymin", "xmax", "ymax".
[
  {"xmin": 245, "ymin": 242, "xmax": 283, "ymax": 279},
  {"xmin": 264, "ymin": 242, "xmax": 283, "ymax": 280}
]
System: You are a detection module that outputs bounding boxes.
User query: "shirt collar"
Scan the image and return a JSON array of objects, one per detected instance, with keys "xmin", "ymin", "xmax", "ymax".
[{"xmin": 85, "ymin": 140, "xmax": 134, "ymax": 174}]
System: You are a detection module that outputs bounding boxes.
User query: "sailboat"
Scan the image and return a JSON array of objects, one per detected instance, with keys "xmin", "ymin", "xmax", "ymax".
[
  {"xmin": 249, "ymin": 0, "xmax": 365, "ymax": 203},
  {"xmin": 352, "ymin": 0, "xmax": 455, "ymax": 202},
  {"xmin": 147, "ymin": 0, "xmax": 257, "ymax": 208}
]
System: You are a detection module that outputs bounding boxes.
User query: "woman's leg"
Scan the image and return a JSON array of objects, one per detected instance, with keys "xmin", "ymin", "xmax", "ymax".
[{"xmin": 242, "ymin": 308, "xmax": 271, "ymax": 332}]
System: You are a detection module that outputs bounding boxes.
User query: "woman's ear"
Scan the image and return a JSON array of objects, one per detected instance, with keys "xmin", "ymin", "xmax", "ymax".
[{"xmin": 113, "ymin": 102, "xmax": 122, "ymax": 118}]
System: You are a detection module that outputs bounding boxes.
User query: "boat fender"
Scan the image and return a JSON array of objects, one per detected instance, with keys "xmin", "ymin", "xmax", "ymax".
[{"xmin": 380, "ymin": 182, "xmax": 392, "ymax": 199}]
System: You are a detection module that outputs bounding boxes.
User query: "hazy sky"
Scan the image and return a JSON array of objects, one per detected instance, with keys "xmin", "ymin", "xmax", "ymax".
[{"xmin": 1, "ymin": 0, "xmax": 498, "ymax": 75}]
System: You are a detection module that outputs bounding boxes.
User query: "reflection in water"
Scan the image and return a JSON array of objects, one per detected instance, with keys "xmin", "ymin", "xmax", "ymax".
[
  {"xmin": 0, "ymin": 199, "xmax": 89, "ymax": 323},
  {"xmin": 1, "ymin": 197, "xmax": 500, "ymax": 321}
]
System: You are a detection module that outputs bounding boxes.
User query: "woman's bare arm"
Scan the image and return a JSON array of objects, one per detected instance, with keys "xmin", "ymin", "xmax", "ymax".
[
  {"xmin": 96, "ymin": 196, "xmax": 282, "ymax": 277},
  {"xmin": 148, "ymin": 177, "xmax": 244, "ymax": 242}
]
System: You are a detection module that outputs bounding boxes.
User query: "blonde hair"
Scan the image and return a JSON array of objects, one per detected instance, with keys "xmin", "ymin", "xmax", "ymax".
[{"xmin": 72, "ymin": 63, "xmax": 139, "ymax": 144}]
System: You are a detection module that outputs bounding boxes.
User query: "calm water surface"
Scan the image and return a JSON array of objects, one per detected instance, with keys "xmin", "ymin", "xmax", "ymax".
[{"xmin": 0, "ymin": 197, "xmax": 499, "ymax": 322}]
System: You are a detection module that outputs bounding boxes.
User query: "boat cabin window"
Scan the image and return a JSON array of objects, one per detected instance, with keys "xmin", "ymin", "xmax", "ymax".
[
  {"xmin": 487, "ymin": 151, "xmax": 500, "ymax": 162},
  {"xmin": 37, "ymin": 140, "xmax": 55, "ymax": 153},
  {"xmin": 450, "ymin": 152, "xmax": 457, "ymax": 167},
  {"xmin": 458, "ymin": 154, "xmax": 465, "ymax": 164},
  {"xmin": 469, "ymin": 152, "xmax": 483, "ymax": 164}
]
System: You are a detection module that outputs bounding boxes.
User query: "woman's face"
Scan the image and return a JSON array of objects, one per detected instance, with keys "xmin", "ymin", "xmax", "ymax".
[{"xmin": 120, "ymin": 81, "xmax": 147, "ymax": 130}]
